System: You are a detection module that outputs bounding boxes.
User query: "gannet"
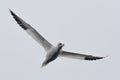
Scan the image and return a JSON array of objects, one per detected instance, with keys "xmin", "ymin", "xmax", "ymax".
[{"xmin": 10, "ymin": 10, "xmax": 106, "ymax": 68}]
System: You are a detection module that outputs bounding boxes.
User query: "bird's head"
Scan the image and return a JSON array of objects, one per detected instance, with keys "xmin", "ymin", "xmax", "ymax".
[{"xmin": 57, "ymin": 43, "xmax": 64, "ymax": 48}]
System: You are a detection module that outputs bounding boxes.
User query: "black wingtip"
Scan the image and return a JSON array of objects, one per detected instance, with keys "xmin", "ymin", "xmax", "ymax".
[
  {"xmin": 9, "ymin": 9, "xmax": 29, "ymax": 30},
  {"xmin": 9, "ymin": 9, "xmax": 15, "ymax": 17},
  {"xmin": 9, "ymin": 8, "xmax": 12, "ymax": 12},
  {"xmin": 85, "ymin": 56, "xmax": 106, "ymax": 61}
]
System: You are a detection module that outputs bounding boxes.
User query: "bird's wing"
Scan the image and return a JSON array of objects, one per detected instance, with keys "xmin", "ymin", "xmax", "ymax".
[
  {"xmin": 10, "ymin": 10, "xmax": 53, "ymax": 52},
  {"xmin": 60, "ymin": 51, "xmax": 105, "ymax": 60}
]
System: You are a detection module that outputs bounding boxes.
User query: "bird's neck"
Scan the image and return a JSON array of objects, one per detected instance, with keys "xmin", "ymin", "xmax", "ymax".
[{"xmin": 57, "ymin": 46, "xmax": 63, "ymax": 53}]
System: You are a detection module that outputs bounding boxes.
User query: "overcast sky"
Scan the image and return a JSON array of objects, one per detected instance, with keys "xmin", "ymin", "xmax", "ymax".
[{"xmin": 0, "ymin": 0, "xmax": 120, "ymax": 80}]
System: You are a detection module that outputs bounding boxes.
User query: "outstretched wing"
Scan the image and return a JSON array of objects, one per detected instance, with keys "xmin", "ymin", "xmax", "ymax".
[
  {"xmin": 60, "ymin": 51, "xmax": 105, "ymax": 60},
  {"xmin": 10, "ymin": 10, "xmax": 53, "ymax": 52}
]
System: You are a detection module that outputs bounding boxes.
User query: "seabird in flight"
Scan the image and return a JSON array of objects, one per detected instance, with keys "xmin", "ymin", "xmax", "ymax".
[{"xmin": 9, "ymin": 10, "xmax": 106, "ymax": 68}]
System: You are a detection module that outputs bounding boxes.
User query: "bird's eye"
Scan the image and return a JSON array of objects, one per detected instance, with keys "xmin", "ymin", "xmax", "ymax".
[{"xmin": 59, "ymin": 43, "xmax": 62, "ymax": 45}]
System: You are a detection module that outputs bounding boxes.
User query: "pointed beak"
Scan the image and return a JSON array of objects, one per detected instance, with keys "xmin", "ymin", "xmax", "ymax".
[
  {"xmin": 41, "ymin": 63, "xmax": 47, "ymax": 68},
  {"xmin": 62, "ymin": 43, "xmax": 64, "ymax": 47}
]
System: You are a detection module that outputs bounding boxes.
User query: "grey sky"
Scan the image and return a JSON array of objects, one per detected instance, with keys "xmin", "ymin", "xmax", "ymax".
[{"xmin": 0, "ymin": 0, "xmax": 119, "ymax": 80}]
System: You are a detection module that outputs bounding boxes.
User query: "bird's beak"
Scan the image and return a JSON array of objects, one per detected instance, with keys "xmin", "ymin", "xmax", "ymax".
[
  {"xmin": 62, "ymin": 43, "xmax": 64, "ymax": 46},
  {"xmin": 41, "ymin": 63, "xmax": 47, "ymax": 68}
]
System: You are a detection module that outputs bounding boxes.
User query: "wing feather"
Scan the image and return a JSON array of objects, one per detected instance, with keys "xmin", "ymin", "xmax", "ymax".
[
  {"xmin": 10, "ymin": 10, "xmax": 53, "ymax": 51},
  {"xmin": 60, "ymin": 51, "xmax": 105, "ymax": 60}
]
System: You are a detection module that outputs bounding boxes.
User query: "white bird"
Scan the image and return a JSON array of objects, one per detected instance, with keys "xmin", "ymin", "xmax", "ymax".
[{"xmin": 10, "ymin": 10, "xmax": 106, "ymax": 68}]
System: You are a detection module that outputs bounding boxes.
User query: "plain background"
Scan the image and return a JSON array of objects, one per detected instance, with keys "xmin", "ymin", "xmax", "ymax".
[{"xmin": 0, "ymin": 0, "xmax": 120, "ymax": 80}]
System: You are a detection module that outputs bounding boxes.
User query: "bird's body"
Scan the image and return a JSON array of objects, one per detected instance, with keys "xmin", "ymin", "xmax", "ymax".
[
  {"xmin": 42, "ymin": 44, "xmax": 63, "ymax": 67},
  {"xmin": 10, "ymin": 9, "xmax": 106, "ymax": 68}
]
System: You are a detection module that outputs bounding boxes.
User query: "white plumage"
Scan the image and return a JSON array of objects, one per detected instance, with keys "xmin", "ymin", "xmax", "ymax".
[{"xmin": 10, "ymin": 9, "xmax": 106, "ymax": 68}]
